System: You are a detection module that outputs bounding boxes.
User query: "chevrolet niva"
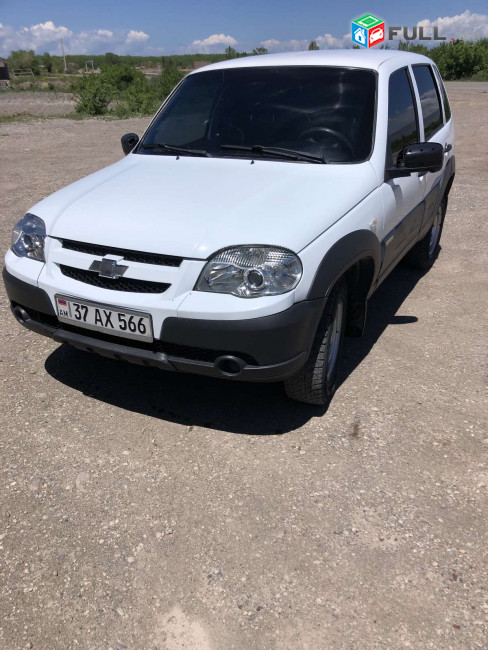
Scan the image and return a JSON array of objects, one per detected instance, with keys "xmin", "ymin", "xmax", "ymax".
[{"xmin": 3, "ymin": 50, "xmax": 455, "ymax": 405}]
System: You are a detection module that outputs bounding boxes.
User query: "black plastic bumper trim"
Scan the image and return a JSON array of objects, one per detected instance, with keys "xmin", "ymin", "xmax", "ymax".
[
  {"xmin": 11, "ymin": 309, "xmax": 306, "ymax": 382},
  {"xmin": 3, "ymin": 268, "xmax": 316, "ymax": 382},
  {"xmin": 3, "ymin": 267, "xmax": 55, "ymax": 315},
  {"xmin": 161, "ymin": 299, "xmax": 325, "ymax": 367}
]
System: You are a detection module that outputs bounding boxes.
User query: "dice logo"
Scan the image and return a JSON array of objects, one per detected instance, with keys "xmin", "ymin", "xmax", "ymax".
[{"xmin": 352, "ymin": 14, "xmax": 385, "ymax": 48}]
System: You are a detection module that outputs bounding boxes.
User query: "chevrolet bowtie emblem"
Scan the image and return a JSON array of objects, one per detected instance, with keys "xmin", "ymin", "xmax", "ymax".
[{"xmin": 89, "ymin": 257, "xmax": 129, "ymax": 279}]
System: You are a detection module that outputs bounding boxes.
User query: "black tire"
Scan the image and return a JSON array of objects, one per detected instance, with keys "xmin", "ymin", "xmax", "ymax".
[
  {"xmin": 404, "ymin": 198, "xmax": 447, "ymax": 270},
  {"xmin": 284, "ymin": 278, "xmax": 347, "ymax": 405}
]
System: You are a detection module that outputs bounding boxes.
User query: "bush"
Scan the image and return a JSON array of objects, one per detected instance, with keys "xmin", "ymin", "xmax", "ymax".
[
  {"xmin": 103, "ymin": 65, "xmax": 143, "ymax": 92},
  {"xmin": 125, "ymin": 75, "xmax": 159, "ymax": 114},
  {"xmin": 111, "ymin": 102, "xmax": 132, "ymax": 119},
  {"xmin": 155, "ymin": 59, "xmax": 185, "ymax": 101},
  {"xmin": 73, "ymin": 75, "xmax": 115, "ymax": 115}
]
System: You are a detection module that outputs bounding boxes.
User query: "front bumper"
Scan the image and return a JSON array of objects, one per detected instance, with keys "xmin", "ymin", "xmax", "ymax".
[{"xmin": 3, "ymin": 268, "xmax": 324, "ymax": 383}]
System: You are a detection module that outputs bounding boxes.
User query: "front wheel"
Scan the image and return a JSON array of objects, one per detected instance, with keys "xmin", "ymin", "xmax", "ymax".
[{"xmin": 284, "ymin": 278, "xmax": 347, "ymax": 405}]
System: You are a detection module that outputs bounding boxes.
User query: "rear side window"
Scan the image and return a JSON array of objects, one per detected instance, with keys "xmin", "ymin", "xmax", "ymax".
[
  {"xmin": 412, "ymin": 65, "xmax": 443, "ymax": 138},
  {"xmin": 387, "ymin": 68, "xmax": 419, "ymax": 164},
  {"xmin": 433, "ymin": 66, "xmax": 452, "ymax": 122}
]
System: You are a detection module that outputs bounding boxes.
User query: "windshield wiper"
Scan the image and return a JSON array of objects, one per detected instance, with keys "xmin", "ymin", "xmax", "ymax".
[
  {"xmin": 220, "ymin": 144, "xmax": 326, "ymax": 164},
  {"xmin": 140, "ymin": 142, "xmax": 212, "ymax": 157}
]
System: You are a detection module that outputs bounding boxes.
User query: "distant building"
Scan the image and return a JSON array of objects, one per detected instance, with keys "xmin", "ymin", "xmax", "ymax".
[{"xmin": 0, "ymin": 59, "xmax": 10, "ymax": 81}]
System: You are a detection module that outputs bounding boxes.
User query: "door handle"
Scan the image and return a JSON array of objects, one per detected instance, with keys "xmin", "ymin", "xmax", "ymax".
[{"xmin": 444, "ymin": 143, "xmax": 452, "ymax": 153}]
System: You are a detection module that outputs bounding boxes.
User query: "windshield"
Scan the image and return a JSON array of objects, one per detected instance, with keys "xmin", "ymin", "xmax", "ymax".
[{"xmin": 140, "ymin": 66, "xmax": 377, "ymax": 163}]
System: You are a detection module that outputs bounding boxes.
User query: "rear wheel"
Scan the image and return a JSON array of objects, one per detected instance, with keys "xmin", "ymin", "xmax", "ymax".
[
  {"xmin": 284, "ymin": 278, "xmax": 347, "ymax": 405},
  {"xmin": 405, "ymin": 198, "xmax": 446, "ymax": 269}
]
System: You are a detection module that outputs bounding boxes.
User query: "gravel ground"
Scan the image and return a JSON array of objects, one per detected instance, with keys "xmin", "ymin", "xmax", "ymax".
[
  {"xmin": 0, "ymin": 91, "xmax": 75, "ymax": 116},
  {"xmin": 0, "ymin": 83, "xmax": 487, "ymax": 650}
]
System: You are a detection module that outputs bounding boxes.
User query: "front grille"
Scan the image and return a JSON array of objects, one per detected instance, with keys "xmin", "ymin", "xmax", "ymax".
[
  {"xmin": 61, "ymin": 239, "xmax": 183, "ymax": 267},
  {"xmin": 60, "ymin": 265, "xmax": 170, "ymax": 294}
]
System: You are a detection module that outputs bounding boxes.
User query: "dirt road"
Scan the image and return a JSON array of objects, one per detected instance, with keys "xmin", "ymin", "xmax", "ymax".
[{"xmin": 0, "ymin": 83, "xmax": 487, "ymax": 649}]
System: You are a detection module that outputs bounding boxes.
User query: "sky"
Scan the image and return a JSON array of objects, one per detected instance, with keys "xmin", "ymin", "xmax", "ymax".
[{"xmin": 1, "ymin": 1, "xmax": 488, "ymax": 57}]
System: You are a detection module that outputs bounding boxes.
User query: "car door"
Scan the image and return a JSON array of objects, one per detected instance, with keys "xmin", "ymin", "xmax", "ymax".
[
  {"xmin": 379, "ymin": 67, "xmax": 424, "ymax": 281},
  {"xmin": 411, "ymin": 64, "xmax": 453, "ymax": 235}
]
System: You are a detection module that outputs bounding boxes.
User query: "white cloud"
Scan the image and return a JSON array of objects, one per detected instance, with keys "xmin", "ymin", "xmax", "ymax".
[
  {"xmin": 0, "ymin": 20, "xmax": 73, "ymax": 55},
  {"xmin": 194, "ymin": 33, "xmax": 237, "ymax": 47},
  {"xmin": 78, "ymin": 29, "xmax": 114, "ymax": 41},
  {"xmin": 417, "ymin": 10, "xmax": 488, "ymax": 38},
  {"xmin": 126, "ymin": 30, "xmax": 149, "ymax": 44},
  {"xmin": 183, "ymin": 33, "xmax": 238, "ymax": 53},
  {"xmin": 260, "ymin": 32, "xmax": 351, "ymax": 53},
  {"xmin": 2, "ymin": 11, "xmax": 487, "ymax": 60},
  {"xmin": 259, "ymin": 11, "xmax": 488, "ymax": 53},
  {"xmin": 95, "ymin": 29, "xmax": 114, "ymax": 38},
  {"xmin": 260, "ymin": 39, "xmax": 280, "ymax": 48},
  {"xmin": 25, "ymin": 20, "xmax": 72, "ymax": 43},
  {"xmin": 315, "ymin": 32, "xmax": 352, "ymax": 49},
  {"xmin": 0, "ymin": 21, "xmax": 152, "ymax": 56},
  {"xmin": 260, "ymin": 38, "xmax": 306, "ymax": 52}
]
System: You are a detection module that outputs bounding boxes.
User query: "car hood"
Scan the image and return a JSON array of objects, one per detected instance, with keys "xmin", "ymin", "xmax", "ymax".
[{"xmin": 32, "ymin": 154, "xmax": 379, "ymax": 258}]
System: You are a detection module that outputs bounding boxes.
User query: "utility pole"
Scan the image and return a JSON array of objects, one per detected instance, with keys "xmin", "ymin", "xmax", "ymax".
[{"xmin": 60, "ymin": 38, "xmax": 68, "ymax": 74}]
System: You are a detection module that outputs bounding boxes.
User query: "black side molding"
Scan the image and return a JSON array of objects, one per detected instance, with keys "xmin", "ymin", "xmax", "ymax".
[{"xmin": 307, "ymin": 229, "xmax": 381, "ymax": 301}]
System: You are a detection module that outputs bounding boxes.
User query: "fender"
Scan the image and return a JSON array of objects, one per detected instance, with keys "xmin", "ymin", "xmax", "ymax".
[
  {"xmin": 306, "ymin": 230, "xmax": 381, "ymax": 337},
  {"xmin": 307, "ymin": 229, "xmax": 381, "ymax": 301}
]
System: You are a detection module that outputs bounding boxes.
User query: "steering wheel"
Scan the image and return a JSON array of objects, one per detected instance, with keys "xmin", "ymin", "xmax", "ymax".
[{"xmin": 298, "ymin": 127, "xmax": 355, "ymax": 156}]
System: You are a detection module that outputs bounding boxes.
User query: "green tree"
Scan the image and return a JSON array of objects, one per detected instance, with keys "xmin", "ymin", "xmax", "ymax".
[
  {"xmin": 40, "ymin": 52, "xmax": 53, "ymax": 73},
  {"xmin": 430, "ymin": 39, "xmax": 488, "ymax": 80},
  {"xmin": 8, "ymin": 49, "xmax": 40, "ymax": 75},
  {"xmin": 397, "ymin": 41, "xmax": 429, "ymax": 56},
  {"xmin": 156, "ymin": 58, "xmax": 184, "ymax": 100},
  {"xmin": 225, "ymin": 46, "xmax": 238, "ymax": 59},
  {"xmin": 73, "ymin": 74, "xmax": 116, "ymax": 115},
  {"xmin": 252, "ymin": 47, "xmax": 269, "ymax": 55},
  {"xmin": 104, "ymin": 52, "xmax": 121, "ymax": 67},
  {"xmin": 308, "ymin": 40, "xmax": 320, "ymax": 50}
]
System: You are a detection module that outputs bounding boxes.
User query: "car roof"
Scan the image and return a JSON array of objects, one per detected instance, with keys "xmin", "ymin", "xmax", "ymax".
[{"xmin": 190, "ymin": 49, "xmax": 434, "ymax": 74}]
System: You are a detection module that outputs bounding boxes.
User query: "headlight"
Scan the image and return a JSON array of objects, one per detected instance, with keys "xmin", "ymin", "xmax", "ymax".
[
  {"xmin": 11, "ymin": 214, "xmax": 46, "ymax": 262},
  {"xmin": 195, "ymin": 246, "xmax": 302, "ymax": 298}
]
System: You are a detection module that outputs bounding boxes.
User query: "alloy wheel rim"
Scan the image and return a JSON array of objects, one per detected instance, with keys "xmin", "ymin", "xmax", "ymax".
[
  {"xmin": 429, "ymin": 205, "xmax": 443, "ymax": 256},
  {"xmin": 327, "ymin": 299, "xmax": 344, "ymax": 383}
]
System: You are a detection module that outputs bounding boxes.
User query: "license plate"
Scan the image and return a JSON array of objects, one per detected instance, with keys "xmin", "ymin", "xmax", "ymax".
[{"xmin": 55, "ymin": 295, "xmax": 153, "ymax": 342}]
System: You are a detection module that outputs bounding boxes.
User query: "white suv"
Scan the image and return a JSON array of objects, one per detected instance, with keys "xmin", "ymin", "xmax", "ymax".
[{"xmin": 3, "ymin": 50, "xmax": 455, "ymax": 405}]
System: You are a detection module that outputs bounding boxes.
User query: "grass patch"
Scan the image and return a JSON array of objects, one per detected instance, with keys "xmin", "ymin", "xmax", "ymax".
[
  {"xmin": 0, "ymin": 114, "xmax": 41, "ymax": 123},
  {"xmin": 0, "ymin": 112, "xmax": 82, "ymax": 123},
  {"xmin": 0, "ymin": 111, "xmax": 153, "ymax": 124}
]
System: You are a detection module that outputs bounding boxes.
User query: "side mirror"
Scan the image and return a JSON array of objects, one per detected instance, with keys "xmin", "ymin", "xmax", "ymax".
[
  {"xmin": 386, "ymin": 142, "xmax": 444, "ymax": 179},
  {"xmin": 121, "ymin": 133, "xmax": 139, "ymax": 156}
]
